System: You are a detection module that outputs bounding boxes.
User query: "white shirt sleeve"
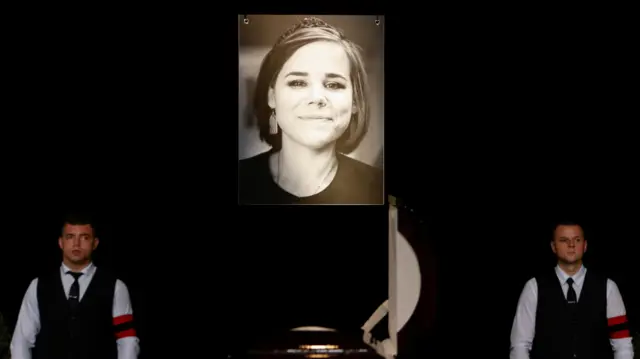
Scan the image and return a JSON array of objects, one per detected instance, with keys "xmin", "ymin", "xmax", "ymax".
[
  {"xmin": 606, "ymin": 279, "xmax": 634, "ymax": 359},
  {"xmin": 113, "ymin": 279, "xmax": 140, "ymax": 359},
  {"xmin": 510, "ymin": 278, "xmax": 538, "ymax": 359},
  {"xmin": 10, "ymin": 278, "xmax": 40, "ymax": 359},
  {"xmin": 510, "ymin": 276, "xmax": 635, "ymax": 359}
]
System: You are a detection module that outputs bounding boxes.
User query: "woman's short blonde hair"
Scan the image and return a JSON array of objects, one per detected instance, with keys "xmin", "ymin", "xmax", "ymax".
[{"xmin": 253, "ymin": 17, "xmax": 370, "ymax": 154}]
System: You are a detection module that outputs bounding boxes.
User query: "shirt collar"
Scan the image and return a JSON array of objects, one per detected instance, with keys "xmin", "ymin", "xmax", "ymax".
[
  {"xmin": 61, "ymin": 262, "xmax": 95, "ymax": 277},
  {"xmin": 555, "ymin": 264, "xmax": 587, "ymax": 286}
]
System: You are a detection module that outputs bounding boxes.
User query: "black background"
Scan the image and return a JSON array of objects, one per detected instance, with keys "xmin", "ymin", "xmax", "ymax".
[{"xmin": 1, "ymin": 9, "xmax": 638, "ymax": 359}]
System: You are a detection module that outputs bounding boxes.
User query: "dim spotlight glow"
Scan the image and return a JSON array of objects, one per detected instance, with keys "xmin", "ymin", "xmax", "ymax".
[
  {"xmin": 299, "ymin": 344, "xmax": 339, "ymax": 350},
  {"xmin": 290, "ymin": 326, "xmax": 337, "ymax": 332}
]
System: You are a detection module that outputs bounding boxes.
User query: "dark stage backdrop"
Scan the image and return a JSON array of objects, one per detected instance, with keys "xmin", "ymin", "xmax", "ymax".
[{"xmin": 2, "ymin": 12, "xmax": 638, "ymax": 359}]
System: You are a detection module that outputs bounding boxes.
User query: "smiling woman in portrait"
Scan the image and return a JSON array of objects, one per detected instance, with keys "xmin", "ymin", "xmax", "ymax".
[{"xmin": 238, "ymin": 16, "xmax": 383, "ymax": 205}]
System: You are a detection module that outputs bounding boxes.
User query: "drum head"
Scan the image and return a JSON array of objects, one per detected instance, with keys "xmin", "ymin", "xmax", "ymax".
[{"xmin": 395, "ymin": 231, "xmax": 421, "ymax": 331}]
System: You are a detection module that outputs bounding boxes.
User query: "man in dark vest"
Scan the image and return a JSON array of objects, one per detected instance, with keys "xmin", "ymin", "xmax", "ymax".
[
  {"xmin": 510, "ymin": 220, "xmax": 634, "ymax": 359},
  {"xmin": 10, "ymin": 212, "xmax": 139, "ymax": 359}
]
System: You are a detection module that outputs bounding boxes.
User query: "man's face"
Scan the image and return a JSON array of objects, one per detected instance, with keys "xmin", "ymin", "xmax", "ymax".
[
  {"xmin": 551, "ymin": 224, "xmax": 587, "ymax": 265},
  {"xmin": 59, "ymin": 223, "xmax": 98, "ymax": 265}
]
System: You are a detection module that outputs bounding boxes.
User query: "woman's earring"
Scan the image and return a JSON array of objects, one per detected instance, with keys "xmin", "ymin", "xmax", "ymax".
[{"xmin": 269, "ymin": 109, "xmax": 278, "ymax": 135}]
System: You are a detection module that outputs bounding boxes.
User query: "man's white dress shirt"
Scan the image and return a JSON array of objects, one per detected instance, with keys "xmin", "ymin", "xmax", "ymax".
[
  {"xmin": 510, "ymin": 265, "xmax": 633, "ymax": 359},
  {"xmin": 10, "ymin": 262, "xmax": 140, "ymax": 359}
]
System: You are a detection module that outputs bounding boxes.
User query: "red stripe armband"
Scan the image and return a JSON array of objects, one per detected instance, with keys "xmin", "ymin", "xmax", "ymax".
[
  {"xmin": 113, "ymin": 314, "xmax": 137, "ymax": 339},
  {"xmin": 607, "ymin": 315, "xmax": 631, "ymax": 339}
]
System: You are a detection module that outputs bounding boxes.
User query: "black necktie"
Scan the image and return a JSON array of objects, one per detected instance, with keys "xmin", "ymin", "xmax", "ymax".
[
  {"xmin": 68, "ymin": 271, "xmax": 84, "ymax": 311},
  {"xmin": 566, "ymin": 277, "xmax": 577, "ymax": 304}
]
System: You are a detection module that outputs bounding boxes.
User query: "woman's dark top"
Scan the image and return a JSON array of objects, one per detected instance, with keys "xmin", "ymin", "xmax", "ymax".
[{"xmin": 238, "ymin": 149, "xmax": 383, "ymax": 205}]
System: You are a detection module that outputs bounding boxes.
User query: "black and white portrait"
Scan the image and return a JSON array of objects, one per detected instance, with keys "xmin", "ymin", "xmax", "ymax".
[{"xmin": 238, "ymin": 15, "xmax": 385, "ymax": 205}]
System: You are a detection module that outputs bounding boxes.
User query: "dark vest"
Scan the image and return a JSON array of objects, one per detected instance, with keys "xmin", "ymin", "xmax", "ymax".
[
  {"xmin": 33, "ymin": 267, "xmax": 118, "ymax": 359},
  {"xmin": 531, "ymin": 269, "xmax": 612, "ymax": 359}
]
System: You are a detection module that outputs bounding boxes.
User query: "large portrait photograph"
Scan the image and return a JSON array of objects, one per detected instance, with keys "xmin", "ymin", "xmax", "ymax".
[{"xmin": 238, "ymin": 15, "xmax": 385, "ymax": 205}]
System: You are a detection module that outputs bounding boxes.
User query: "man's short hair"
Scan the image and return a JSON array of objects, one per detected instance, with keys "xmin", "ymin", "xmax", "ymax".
[
  {"xmin": 551, "ymin": 218, "xmax": 587, "ymax": 241},
  {"xmin": 61, "ymin": 211, "xmax": 98, "ymax": 237}
]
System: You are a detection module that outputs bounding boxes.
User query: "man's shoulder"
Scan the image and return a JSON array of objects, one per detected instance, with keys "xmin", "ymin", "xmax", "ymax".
[
  {"xmin": 519, "ymin": 276, "xmax": 539, "ymax": 294},
  {"xmin": 33, "ymin": 269, "xmax": 61, "ymax": 287},
  {"xmin": 532, "ymin": 267, "xmax": 557, "ymax": 282},
  {"xmin": 114, "ymin": 278, "xmax": 130, "ymax": 291},
  {"xmin": 585, "ymin": 268, "xmax": 607, "ymax": 278},
  {"xmin": 584, "ymin": 268, "xmax": 610, "ymax": 286},
  {"xmin": 94, "ymin": 267, "xmax": 131, "ymax": 291},
  {"xmin": 93, "ymin": 267, "xmax": 120, "ymax": 286}
]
